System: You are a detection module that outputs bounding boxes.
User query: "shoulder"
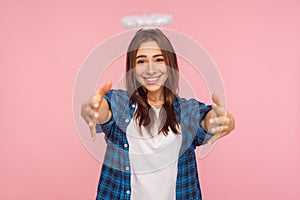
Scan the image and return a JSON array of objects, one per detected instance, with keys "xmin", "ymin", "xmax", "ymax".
[
  {"xmin": 104, "ymin": 89, "xmax": 130, "ymax": 106},
  {"xmin": 174, "ymin": 95, "xmax": 210, "ymax": 114},
  {"xmin": 104, "ymin": 89, "xmax": 129, "ymax": 99},
  {"xmin": 175, "ymin": 95, "xmax": 204, "ymax": 107}
]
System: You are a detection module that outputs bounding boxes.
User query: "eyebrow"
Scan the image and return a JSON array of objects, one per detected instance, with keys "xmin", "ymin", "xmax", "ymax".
[{"xmin": 136, "ymin": 54, "xmax": 164, "ymax": 59}]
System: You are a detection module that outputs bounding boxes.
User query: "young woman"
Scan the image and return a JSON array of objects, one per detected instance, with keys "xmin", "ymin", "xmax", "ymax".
[{"xmin": 81, "ymin": 29, "xmax": 235, "ymax": 200}]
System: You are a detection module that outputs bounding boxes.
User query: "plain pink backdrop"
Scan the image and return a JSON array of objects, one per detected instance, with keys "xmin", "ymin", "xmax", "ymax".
[{"xmin": 1, "ymin": 0, "xmax": 300, "ymax": 199}]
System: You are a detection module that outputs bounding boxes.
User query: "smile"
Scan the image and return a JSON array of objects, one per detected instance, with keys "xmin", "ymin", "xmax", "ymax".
[{"xmin": 143, "ymin": 75, "xmax": 161, "ymax": 84}]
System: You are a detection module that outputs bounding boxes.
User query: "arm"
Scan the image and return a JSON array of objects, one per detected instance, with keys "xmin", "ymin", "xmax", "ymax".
[{"xmin": 95, "ymin": 98, "xmax": 112, "ymax": 124}]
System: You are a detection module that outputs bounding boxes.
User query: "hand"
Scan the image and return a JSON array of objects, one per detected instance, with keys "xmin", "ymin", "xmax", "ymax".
[
  {"xmin": 201, "ymin": 91, "xmax": 235, "ymax": 144},
  {"xmin": 81, "ymin": 81, "xmax": 112, "ymax": 141}
]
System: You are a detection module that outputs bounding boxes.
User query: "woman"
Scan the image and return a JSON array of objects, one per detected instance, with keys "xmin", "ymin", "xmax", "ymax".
[{"xmin": 81, "ymin": 29, "xmax": 235, "ymax": 200}]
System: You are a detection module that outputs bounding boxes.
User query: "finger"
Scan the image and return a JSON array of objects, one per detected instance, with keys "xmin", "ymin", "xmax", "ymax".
[
  {"xmin": 92, "ymin": 95, "xmax": 100, "ymax": 109},
  {"xmin": 89, "ymin": 94, "xmax": 100, "ymax": 109},
  {"xmin": 84, "ymin": 115, "xmax": 97, "ymax": 141},
  {"xmin": 86, "ymin": 106, "xmax": 99, "ymax": 119},
  {"xmin": 88, "ymin": 119, "xmax": 97, "ymax": 141},
  {"xmin": 209, "ymin": 125, "xmax": 228, "ymax": 134},
  {"xmin": 207, "ymin": 133, "xmax": 222, "ymax": 144},
  {"xmin": 82, "ymin": 111, "xmax": 92, "ymax": 125},
  {"xmin": 208, "ymin": 127, "xmax": 229, "ymax": 143},
  {"xmin": 209, "ymin": 116, "xmax": 229, "ymax": 125},
  {"xmin": 212, "ymin": 104, "xmax": 227, "ymax": 116},
  {"xmin": 212, "ymin": 91, "xmax": 224, "ymax": 107}
]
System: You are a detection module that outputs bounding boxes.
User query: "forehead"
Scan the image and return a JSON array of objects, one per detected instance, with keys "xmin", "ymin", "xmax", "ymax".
[{"xmin": 136, "ymin": 41, "xmax": 162, "ymax": 56}]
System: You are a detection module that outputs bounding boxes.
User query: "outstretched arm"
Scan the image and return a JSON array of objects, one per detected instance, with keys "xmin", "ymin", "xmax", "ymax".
[
  {"xmin": 81, "ymin": 81, "xmax": 112, "ymax": 141},
  {"xmin": 201, "ymin": 91, "xmax": 235, "ymax": 144}
]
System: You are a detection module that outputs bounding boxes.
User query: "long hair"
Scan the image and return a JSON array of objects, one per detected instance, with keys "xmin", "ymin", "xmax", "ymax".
[{"xmin": 126, "ymin": 29, "xmax": 180, "ymax": 136}]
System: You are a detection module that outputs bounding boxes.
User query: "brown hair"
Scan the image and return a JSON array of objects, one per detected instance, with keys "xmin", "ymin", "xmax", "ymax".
[{"xmin": 126, "ymin": 29, "xmax": 180, "ymax": 136}]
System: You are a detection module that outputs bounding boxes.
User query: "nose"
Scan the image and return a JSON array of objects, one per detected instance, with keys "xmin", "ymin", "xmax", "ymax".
[{"xmin": 146, "ymin": 61, "xmax": 156, "ymax": 75}]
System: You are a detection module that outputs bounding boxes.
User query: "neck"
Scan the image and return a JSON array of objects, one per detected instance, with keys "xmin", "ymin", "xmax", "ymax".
[{"xmin": 147, "ymin": 88, "xmax": 164, "ymax": 106}]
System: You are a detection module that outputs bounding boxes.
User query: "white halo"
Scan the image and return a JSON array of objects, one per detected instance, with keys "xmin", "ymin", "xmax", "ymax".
[{"xmin": 121, "ymin": 14, "xmax": 173, "ymax": 29}]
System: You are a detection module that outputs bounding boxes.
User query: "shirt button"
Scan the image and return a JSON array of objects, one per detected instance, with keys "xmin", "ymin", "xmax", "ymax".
[
  {"xmin": 124, "ymin": 144, "xmax": 128, "ymax": 148},
  {"xmin": 125, "ymin": 119, "xmax": 129, "ymax": 123},
  {"xmin": 126, "ymin": 190, "xmax": 131, "ymax": 194},
  {"xmin": 125, "ymin": 166, "xmax": 130, "ymax": 171}
]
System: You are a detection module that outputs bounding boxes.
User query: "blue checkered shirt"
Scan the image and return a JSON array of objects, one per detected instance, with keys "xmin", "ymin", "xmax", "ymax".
[{"xmin": 95, "ymin": 89, "xmax": 213, "ymax": 200}]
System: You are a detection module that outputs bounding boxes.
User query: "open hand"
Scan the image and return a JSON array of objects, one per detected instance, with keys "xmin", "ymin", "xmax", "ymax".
[
  {"xmin": 81, "ymin": 81, "xmax": 112, "ymax": 141},
  {"xmin": 202, "ymin": 91, "xmax": 235, "ymax": 144}
]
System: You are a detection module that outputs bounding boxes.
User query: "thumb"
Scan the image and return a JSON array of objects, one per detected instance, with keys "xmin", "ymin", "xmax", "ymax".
[
  {"xmin": 98, "ymin": 80, "xmax": 112, "ymax": 97},
  {"xmin": 93, "ymin": 81, "xmax": 112, "ymax": 108},
  {"xmin": 212, "ymin": 91, "xmax": 224, "ymax": 107}
]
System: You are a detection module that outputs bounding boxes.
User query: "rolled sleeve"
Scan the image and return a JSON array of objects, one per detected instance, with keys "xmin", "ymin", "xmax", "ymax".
[
  {"xmin": 95, "ymin": 90, "xmax": 116, "ymax": 139},
  {"xmin": 193, "ymin": 102, "xmax": 214, "ymax": 146}
]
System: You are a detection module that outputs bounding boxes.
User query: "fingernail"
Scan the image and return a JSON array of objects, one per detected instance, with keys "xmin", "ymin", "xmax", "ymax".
[
  {"xmin": 94, "ymin": 103, "xmax": 99, "ymax": 108},
  {"xmin": 88, "ymin": 122, "xmax": 93, "ymax": 127}
]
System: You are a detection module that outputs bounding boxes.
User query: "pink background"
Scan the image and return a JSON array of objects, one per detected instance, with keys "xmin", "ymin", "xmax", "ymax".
[{"xmin": 1, "ymin": 0, "xmax": 300, "ymax": 199}]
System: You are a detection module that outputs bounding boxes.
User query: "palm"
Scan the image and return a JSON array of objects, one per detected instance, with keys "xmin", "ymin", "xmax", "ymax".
[{"xmin": 206, "ymin": 91, "xmax": 235, "ymax": 144}]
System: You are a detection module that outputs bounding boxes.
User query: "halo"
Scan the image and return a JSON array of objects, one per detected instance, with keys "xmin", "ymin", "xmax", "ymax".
[{"xmin": 121, "ymin": 14, "xmax": 173, "ymax": 29}]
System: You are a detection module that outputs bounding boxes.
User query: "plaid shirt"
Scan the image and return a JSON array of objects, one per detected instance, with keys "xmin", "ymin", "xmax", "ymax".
[{"xmin": 95, "ymin": 89, "xmax": 213, "ymax": 200}]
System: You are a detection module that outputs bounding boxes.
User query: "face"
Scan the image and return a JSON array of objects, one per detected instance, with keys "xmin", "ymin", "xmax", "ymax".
[{"xmin": 135, "ymin": 41, "xmax": 168, "ymax": 95}]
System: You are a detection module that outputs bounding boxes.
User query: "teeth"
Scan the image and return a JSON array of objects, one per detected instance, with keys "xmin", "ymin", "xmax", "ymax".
[{"xmin": 145, "ymin": 76, "xmax": 159, "ymax": 81}]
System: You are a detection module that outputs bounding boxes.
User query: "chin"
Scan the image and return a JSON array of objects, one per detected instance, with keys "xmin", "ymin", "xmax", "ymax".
[{"xmin": 143, "ymin": 84, "xmax": 163, "ymax": 93}]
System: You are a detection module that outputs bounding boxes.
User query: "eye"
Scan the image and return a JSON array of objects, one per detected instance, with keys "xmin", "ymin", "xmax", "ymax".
[
  {"xmin": 136, "ymin": 59, "xmax": 145, "ymax": 64},
  {"xmin": 156, "ymin": 58, "xmax": 164, "ymax": 62}
]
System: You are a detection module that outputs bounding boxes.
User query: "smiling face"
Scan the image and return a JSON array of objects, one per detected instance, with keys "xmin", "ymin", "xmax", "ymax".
[{"xmin": 134, "ymin": 41, "xmax": 168, "ymax": 97}]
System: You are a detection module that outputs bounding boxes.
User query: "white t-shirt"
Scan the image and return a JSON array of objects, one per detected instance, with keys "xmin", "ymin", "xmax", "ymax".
[{"xmin": 126, "ymin": 106, "xmax": 182, "ymax": 200}]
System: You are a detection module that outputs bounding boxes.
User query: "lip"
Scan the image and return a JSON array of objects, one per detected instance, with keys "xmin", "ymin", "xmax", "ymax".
[{"xmin": 143, "ymin": 75, "xmax": 161, "ymax": 85}]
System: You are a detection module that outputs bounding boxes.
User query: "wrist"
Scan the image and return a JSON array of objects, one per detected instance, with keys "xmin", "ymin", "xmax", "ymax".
[
  {"xmin": 96, "ymin": 110, "xmax": 112, "ymax": 124},
  {"xmin": 201, "ymin": 119, "xmax": 207, "ymax": 132},
  {"xmin": 201, "ymin": 110, "xmax": 213, "ymax": 132}
]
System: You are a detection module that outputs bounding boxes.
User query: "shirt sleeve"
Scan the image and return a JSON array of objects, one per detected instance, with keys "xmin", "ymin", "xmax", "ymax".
[
  {"xmin": 192, "ymin": 101, "xmax": 214, "ymax": 146},
  {"xmin": 95, "ymin": 90, "xmax": 116, "ymax": 139}
]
